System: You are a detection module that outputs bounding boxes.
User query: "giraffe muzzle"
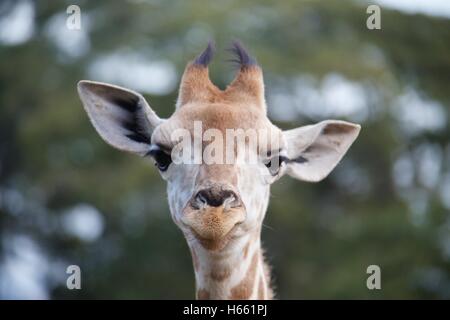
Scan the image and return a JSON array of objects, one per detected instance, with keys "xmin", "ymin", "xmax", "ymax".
[{"xmin": 181, "ymin": 186, "xmax": 245, "ymax": 241}]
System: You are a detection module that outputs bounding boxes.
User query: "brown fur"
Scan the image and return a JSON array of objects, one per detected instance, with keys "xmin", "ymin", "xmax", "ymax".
[
  {"xmin": 183, "ymin": 205, "xmax": 245, "ymax": 250},
  {"xmin": 229, "ymin": 250, "xmax": 259, "ymax": 299},
  {"xmin": 210, "ymin": 266, "xmax": 232, "ymax": 281},
  {"xmin": 197, "ymin": 289, "xmax": 210, "ymax": 300},
  {"xmin": 323, "ymin": 122, "xmax": 356, "ymax": 135},
  {"xmin": 178, "ymin": 63, "xmax": 264, "ymax": 110},
  {"xmin": 225, "ymin": 66, "xmax": 265, "ymax": 108},
  {"xmin": 243, "ymin": 241, "xmax": 251, "ymax": 259},
  {"xmin": 193, "ymin": 227, "xmax": 239, "ymax": 251},
  {"xmin": 178, "ymin": 64, "xmax": 221, "ymax": 106}
]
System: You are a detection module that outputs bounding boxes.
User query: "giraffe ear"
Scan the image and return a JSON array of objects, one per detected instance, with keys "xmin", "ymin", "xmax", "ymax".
[
  {"xmin": 283, "ymin": 120, "xmax": 361, "ymax": 182},
  {"xmin": 77, "ymin": 80, "xmax": 163, "ymax": 156}
]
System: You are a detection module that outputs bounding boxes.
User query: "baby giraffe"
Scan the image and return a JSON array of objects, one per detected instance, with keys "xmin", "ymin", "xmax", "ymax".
[{"xmin": 77, "ymin": 42, "xmax": 360, "ymax": 299}]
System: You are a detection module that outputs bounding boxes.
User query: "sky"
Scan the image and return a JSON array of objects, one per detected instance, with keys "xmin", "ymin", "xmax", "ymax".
[{"xmin": 374, "ymin": 0, "xmax": 450, "ymax": 19}]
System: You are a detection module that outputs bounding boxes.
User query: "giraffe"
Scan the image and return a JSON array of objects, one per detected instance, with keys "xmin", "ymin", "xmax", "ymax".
[{"xmin": 77, "ymin": 41, "xmax": 361, "ymax": 299}]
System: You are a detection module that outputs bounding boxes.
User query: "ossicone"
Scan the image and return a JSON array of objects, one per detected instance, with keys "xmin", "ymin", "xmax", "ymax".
[{"xmin": 193, "ymin": 41, "xmax": 215, "ymax": 67}]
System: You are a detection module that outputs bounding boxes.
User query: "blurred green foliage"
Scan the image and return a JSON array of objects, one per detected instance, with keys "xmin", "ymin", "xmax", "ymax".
[{"xmin": 1, "ymin": 0, "xmax": 450, "ymax": 299}]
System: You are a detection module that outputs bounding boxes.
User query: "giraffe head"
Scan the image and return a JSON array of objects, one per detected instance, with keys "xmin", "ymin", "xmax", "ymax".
[{"xmin": 77, "ymin": 41, "xmax": 360, "ymax": 254}]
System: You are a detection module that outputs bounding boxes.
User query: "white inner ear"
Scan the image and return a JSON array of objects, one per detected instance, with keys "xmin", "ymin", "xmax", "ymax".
[
  {"xmin": 283, "ymin": 120, "xmax": 361, "ymax": 182},
  {"xmin": 78, "ymin": 80, "xmax": 162, "ymax": 156}
]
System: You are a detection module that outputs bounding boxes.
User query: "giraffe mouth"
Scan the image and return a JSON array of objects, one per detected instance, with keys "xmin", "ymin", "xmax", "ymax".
[
  {"xmin": 181, "ymin": 205, "xmax": 246, "ymax": 246},
  {"xmin": 189, "ymin": 222, "xmax": 242, "ymax": 250}
]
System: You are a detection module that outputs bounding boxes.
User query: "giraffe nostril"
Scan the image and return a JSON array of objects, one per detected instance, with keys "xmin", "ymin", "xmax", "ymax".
[
  {"xmin": 196, "ymin": 192, "xmax": 208, "ymax": 206},
  {"xmin": 195, "ymin": 188, "xmax": 237, "ymax": 208}
]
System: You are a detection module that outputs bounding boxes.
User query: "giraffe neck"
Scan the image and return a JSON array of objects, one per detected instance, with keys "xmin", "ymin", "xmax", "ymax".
[{"xmin": 189, "ymin": 229, "xmax": 273, "ymax": 300}]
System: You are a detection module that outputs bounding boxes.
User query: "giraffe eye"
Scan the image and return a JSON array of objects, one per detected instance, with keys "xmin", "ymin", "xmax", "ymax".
[
  {"xmin": 264, "ymin": 155, "xmax": 287, "ymax": 175},
  {"xmin": 148, "ymin": 147, "xmax": 172, "ymax": 172}
]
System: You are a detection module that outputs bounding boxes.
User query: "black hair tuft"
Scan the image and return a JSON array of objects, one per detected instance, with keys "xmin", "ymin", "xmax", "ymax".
[
  {"xmin": 227, "ymin": 40, "xmax": 257, "ymax": 68},
  {"xmin": 194, "ymin": 41, "xmax": 215, "ymax": 66}
]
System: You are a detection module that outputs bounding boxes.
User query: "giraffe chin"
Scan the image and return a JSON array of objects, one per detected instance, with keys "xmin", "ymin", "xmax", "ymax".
[{"xmin": 182, "ymin": 206, "xmax": 246, "ymax": 251}]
